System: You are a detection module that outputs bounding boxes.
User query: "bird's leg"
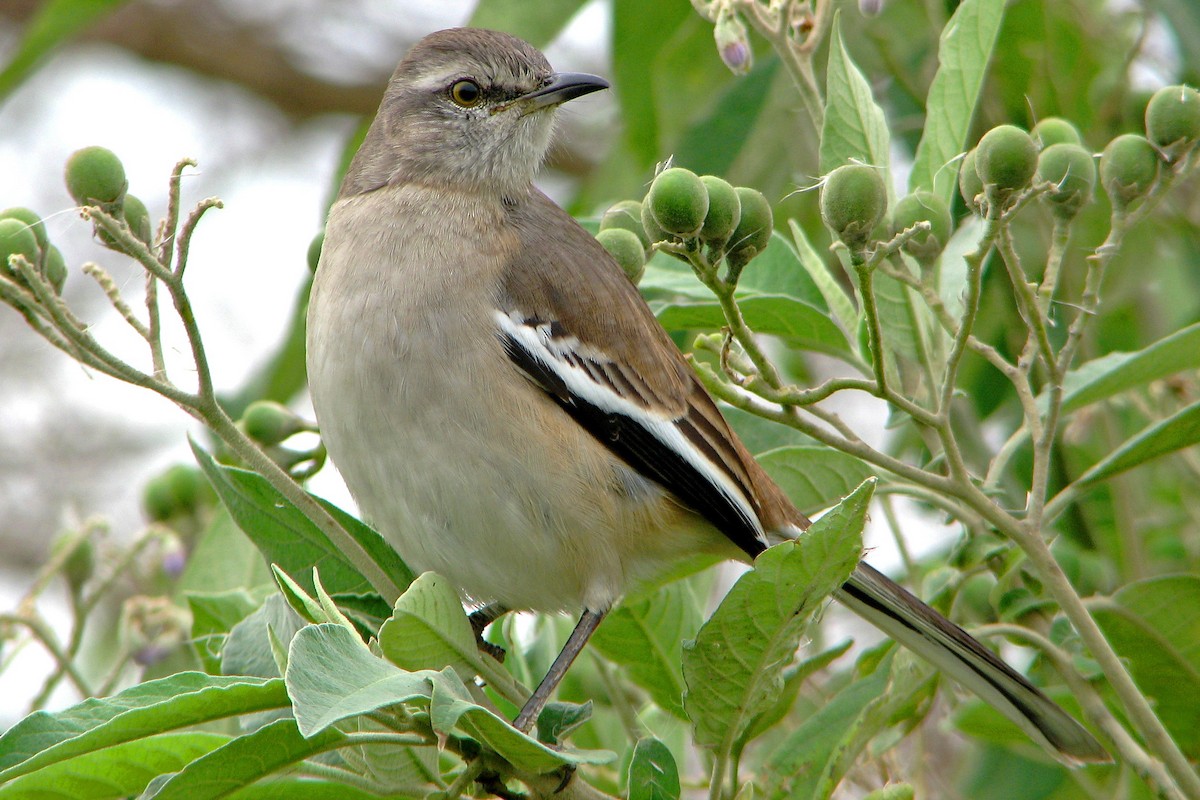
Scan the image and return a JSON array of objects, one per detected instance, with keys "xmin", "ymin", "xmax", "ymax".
[
  {"xmin": 512, "ymin": 608, "xmax": 607, "ymax": 732},
  {"xmin": 469, "ymin": 603, "xmax": 509, "ymax": 662}
]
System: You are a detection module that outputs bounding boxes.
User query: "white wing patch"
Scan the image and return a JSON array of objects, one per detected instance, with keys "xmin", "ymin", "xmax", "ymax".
[{"xmin": 494, "ymin": 309, "xmax": 768, "ymax": 548}]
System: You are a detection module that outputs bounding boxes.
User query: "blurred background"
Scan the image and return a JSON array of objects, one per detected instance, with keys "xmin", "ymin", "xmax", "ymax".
[{"xmin": 2, "ymin": 0, "xmax": 1199, "ymax": 776}]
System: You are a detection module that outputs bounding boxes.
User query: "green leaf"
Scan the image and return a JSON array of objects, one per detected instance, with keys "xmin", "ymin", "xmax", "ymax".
[
  {"xmin": 272, "ymin": 566, "xmax": 328, "ymax": 626},
  {"xmin": 863, "ymin": 785, "xmax": 915, "ymax": 800},
  {"xmin": 467, "ymin": 0, "xmax": 589, "ymax": 49},
  {"xmin": 377, "ymin": 572, "xmax": 525, "ymax": 703},
  {"xmin": 1058, "ymin": 322, "xmax": 1200, "ymax": 415},
  {"xmin": 191, "ymin": 441, "xmax": 414, "ymax": 597},
  {"xmin": 186, "ymin": 589, "xmax": 268, "ymax": 674},
  {"xmin": 656, "ymin": 295, "xmax": 854, "ymax": 361},
  {"xmin": 1076, "ymin": 399, "xmax": 1200, "ymax": 486},
  {"xmin": 147, "ymin": 719, "xmax": 346, "ymax": 800},
  {"xmin": 222, "ymin": 781, "xmax": 385, "ymax": 800},
  {"xmin": 639, "ymin": 232, "xmax": 825, "ymax": 309},
  {"xmin": 908, "ymin": 0, "xmax": 1007, "ymax": 206},
  {"xmin": 737, "ymin": 231, "xmax": 829, "ymax": 309},
  {"xmin": 334, "ymin": 717, "xmax": 441, "ymax": 796},
  {"xmin": 591, "ymin": 580, "xmax": 704, "ymax": 719},
  {"xmin": 1092, "ymin": 576, "xmax": 1200, "ymax": 757},
  {"xmin": 178, "ymin": 508, "xmax": 273, "ymax": 595},
  {"xmin": 0, "ymin": 0, "xmax": 129, "ymax": 101},
  {"xmin": 760, "ymin": 663, "xmax": 892, "ymax": 800},
  {"xmin": 0, "ymin": 732, "xmax": 228, "ymax": 800},
  {"xmin": 674, "ymin": 57, "xmax": 781, "ymax": 176},
  {"xmin": 788, "ymin": 220, "xmax": 858, "ymax": 338},
  {"xmin": 0, "ymin": 673, "xmax": 287, "ymax": 782},
  {"xmin": 285, "ymin": 623, "xmax": 441, "ymax": 737},
  {"xmin": 757, "ymin": 446, "xmax": 877, "ymax": 517},
  {"xmin": 738, "ymin": 640, "xmax": 854, "ymax": 749},
  {"xmin": 820, "ymin": 13, "xmax": 892, "ymax": 196},
  {"xmin": 611, "ymin": 0, "xmax": 692, "ymax": 166},
  {"xmin": 222, "ymin": 594, "xmax": 306, "ymax": 679},
  {"xmin": 536, "ymin": 701, "xmax": 593, "ymax": 746},
  {"xmin": 626, "ymin": 737, "xmax": 681, "ymax": 800},
  {"xmin": 681, "ymin": 479, "xmax": 873, "ymax": 751},
  {"xmin": 428, "ymin": 671, "xmax": 616, "ymax": 773},
  {"xmin": 867, "ymin": 257, "xmax": 924, "ymax": 368},
  {"xmin": 722, "ymin": 405, "xmax": 816, "ymax": 455}
]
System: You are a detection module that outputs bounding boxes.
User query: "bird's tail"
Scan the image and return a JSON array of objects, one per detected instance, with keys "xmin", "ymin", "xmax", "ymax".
[{"xmin": 836, "ymin": 562, "xmax": 1109, "ymax": 764}]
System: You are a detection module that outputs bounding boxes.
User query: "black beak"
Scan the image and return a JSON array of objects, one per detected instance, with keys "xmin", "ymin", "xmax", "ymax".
[{"xmin": 519, "ymin": 72, "xmax": 609, "ymax": 111}]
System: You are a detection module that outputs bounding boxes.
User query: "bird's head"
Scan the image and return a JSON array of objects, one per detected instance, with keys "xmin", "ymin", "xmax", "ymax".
[{"xmin": 340, "ymin": 28, "xmax": 608, "ymax": 199}]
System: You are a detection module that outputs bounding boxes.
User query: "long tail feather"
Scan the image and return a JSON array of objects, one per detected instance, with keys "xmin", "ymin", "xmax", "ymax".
[{"xmin": 837, "ymin": 563, "xmax": 1109, "ymax": 763}]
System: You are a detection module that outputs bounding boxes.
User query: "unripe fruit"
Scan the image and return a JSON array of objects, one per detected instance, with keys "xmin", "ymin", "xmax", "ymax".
[
  {"xmin": 599, "ymin": 199, "xmax": 650, "ymax": 253},
  {"xmin": 242, "ymin": 400, "xmax": 305, "ymax": 446},
  {"xmin": 0, "ymin": 207, "xmax": 48, "ymax": 251},
  {"xmin": 51, "ymin": 532, "xmax": 95, "ymax": 592},
  {"xmin": 64, "ymin": 146, "xmax": 127, "ymax": 206},
  {"xmin": 43, "ymin": 245, "xmax": 67, "ymax": 294},
  {"xmin": 975, "ymin": 125, "xmax": 1038, "ymax": 199},
  {"xmin": 1036, "ymin": 143, "xmax": 1096, "ymax": 218},
  {"xmin": 958, "ymin": 149, "xmax": 984, "ymax": 212},
  {"xmin": 1031, "ymin": 117, "xmax": 1082, "ymax": 150},
  {"xmin": 647, "ymin": 167, "xmax": 709, "ymax": 237},
  {"xmin": 596, "ymin": 228, "xmax": 647, "ymax": 283},
  {"xmin": 0, "ymin": 218, "xmax": 40, "ymax": 276},
  {"xmin": 307, "ymin": 230, "xmax": 324, "ymax": 274},
  {"xmin": 640, "ymin": 197, "xmax": 669, "ymax": 246},
  {"xmin": 143, "ymin": 464, "xmax": 207, "ymax": 522},
  {"xmin": 1100, "ymin": 133, "xmax": 1160, "ymax": 210},
  {"xmin": 726, "ymin": 187, "xmax": 773, "ymax": 267},
  {"xmin": 698, "ymin": 175, "xmax": 741, "ymax": 245},
  {"xmin": 123, "ymin": 194, "xmax": 152, "ymax": 244},
  {"xmin": 820, "ymin": 164, "xmax": 887, "ymax": 249},
  {"xmin": 892, "ymin": 191, "xmax": 952, "ymax": 261},
  {"xmin": 1145, "ymin": 84, "xmax": 1200, "ymax": 160}
]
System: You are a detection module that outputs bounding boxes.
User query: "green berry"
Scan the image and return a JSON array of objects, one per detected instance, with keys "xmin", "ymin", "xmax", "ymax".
[
  {"xmin": 64, "ymin": 146, "xmax": 127, "ymax": 206},
  {"xmin": 1031, "ymin": 117, "xmax": 1082, "ymax": 150},
  {"xmin": 51, "ymin": 532, "xmax": 95, "ymax": 593},
  {"xmin": 43, "ymin": 245, "xmax": 67, "ymax": 294},
  {"xmin": 976, "ymin": 125, "xmax": 1038, "ymax": 199},
  {"xmin": 242, "ymin": 400, "xmax": 305, "ymax": 446},
  {"xmin": 123, "ymin": 194, "xmax": 152, "ymax": 244},
  {"xmin": 1145, "ymin": 84, "xmax": 1200, "ymax": 160},
  {"xmin": 0, "ymin": 218, "xmax": 41, "ymax": 277},
  {"xmin": 0, "ymin": 207, "xmax": 48, "ymax": 251},
  {"xmin": 596, "ymin": 228, "xmax": 647, "ymax": 283},
  {"xmin": 1100, "ymin": 133, "xmax": 1161, "ymax": 210},
  {"xmin": 958, "ymin": 148, "xmax": 984, "ymax": 213},
  {"xmin": 892, "ymin": 191, "xmax": 952, "ymax": 261},
  {"xmin": 647, "ymin": 167, "xmax": 709, "ymax": 237},
  {"xmin": 599, "ymin": 200, "xmax": 650, "ymax": 253},
  {"xmin": 698, "ymin": 175, "xmax": 741, "ymax": 245},
  {"xmin": 143, "ymin": 465, "xmax": 207, "ymax": 522},
  {"xmin": 726, "ymin": 187, "xmax": 773, "ymax": 268},
  {"xmin": 1036, "ymin": 143, "xmax": 1096, "ymax": 218},
  {"xmin": 307, "ymin": 230, "xmax": 324, "ymax": 274},
  {"xmin": 820, "ymin": 164, "xmax": 887, "ymax": 249},
  {"xmin": 640, "ymin": 197, "xmax": 669, "ymax": 246}
]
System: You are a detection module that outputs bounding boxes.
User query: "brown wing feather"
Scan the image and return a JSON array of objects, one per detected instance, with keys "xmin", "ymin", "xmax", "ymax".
[{"xmin": 498, "ymin": 188, "xmax": 809, "ymax": 552}]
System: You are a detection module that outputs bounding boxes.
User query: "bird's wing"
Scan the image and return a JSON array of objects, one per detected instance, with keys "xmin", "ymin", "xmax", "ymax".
[{"xmin": 494, "ymin": 188, "xmax": 807, "ymax": 556}]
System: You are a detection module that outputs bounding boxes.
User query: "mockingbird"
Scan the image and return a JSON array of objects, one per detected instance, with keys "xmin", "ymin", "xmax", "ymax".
[{"xmin": 306, "ymin": 26, "xmax": 1106, "ymax": 762}]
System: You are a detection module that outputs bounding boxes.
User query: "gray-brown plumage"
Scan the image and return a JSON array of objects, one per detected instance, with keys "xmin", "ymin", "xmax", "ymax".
[{"xmin": 306, "ymin": 27, "xmax": 1108, "ymax": 760}]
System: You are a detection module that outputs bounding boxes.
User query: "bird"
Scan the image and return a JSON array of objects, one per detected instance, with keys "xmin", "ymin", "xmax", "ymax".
[{"xmin": 305, "ymin": 26, "xmax": 1107, "ymax": 763}]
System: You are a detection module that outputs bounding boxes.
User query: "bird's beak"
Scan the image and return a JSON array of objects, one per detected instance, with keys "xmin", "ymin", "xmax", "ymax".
[{"xmin": 516, "ymin": 72, "xmax": 609, "ymax": 112}]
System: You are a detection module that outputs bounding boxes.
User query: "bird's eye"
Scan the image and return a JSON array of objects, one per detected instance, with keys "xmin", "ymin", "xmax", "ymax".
[{"xmin": 449, "ymin": 80, "xmax": 482, "ymax": 107}]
